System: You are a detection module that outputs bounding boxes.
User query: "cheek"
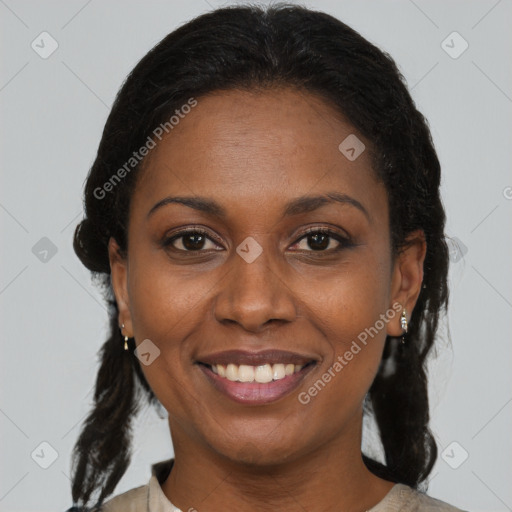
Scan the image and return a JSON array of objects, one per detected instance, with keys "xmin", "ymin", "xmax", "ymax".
[
  {"xmin": 306, "ymin": 249, "xmax": 390, "ymax": 337},
  {"xmin": 297, "ymin": 301, "xmax": 388, "ymax": 434},
  {"xmin": 302, "ymin": 252, "xmax": 391, "ymax": 402},
  {"xmin": 127, "ymin": 248, "xmax": 218, "ymax": 340},
  {"xmin": 125, "ymin": 251, "xmax": 225, "ymax": 405},
  {"xmin": 127, "ymin": 276, "xmax": 198, "ymax": 419},
  {"xmin": 125, "ymin": 251, "xmax": 203, "ymax": 384}
]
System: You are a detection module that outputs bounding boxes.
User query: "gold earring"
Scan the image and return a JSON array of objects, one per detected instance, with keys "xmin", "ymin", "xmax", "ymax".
[
  {"xmin": 121, "ymin": 323, "xmax": 129, "ymax": 351},
  {"xmin": 400, "ymin": 308, "xmax": 408, "ymax": 344}
]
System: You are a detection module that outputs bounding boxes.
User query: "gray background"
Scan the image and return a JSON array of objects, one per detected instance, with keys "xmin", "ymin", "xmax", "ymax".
[{"xmin": 1, "ymin": 0, "xmax": 511, "ymax": 511}]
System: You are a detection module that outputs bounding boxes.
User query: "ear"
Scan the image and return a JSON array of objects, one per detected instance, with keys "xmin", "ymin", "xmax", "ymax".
[
  {"xmin": 108, "ymin": 236, "xmax": 133, "ymax": 337},
  {"xmin": 386, "ymin": 229, "xmax": 427, "ymax": 337}
]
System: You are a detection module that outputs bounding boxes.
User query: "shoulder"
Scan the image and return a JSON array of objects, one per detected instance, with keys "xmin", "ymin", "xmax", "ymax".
[
  {"xmin": 386, "ymin": 484, "xmax": 467, "ymax": 512},
  {"xmin": 99, "ymin": 484, "xmax": 149, "ymax": 512}
]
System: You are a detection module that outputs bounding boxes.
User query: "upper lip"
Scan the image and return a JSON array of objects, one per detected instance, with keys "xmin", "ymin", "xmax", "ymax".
[{"xmin": 196, "ymin": 349, "xmax": 319, "ymax": 367}]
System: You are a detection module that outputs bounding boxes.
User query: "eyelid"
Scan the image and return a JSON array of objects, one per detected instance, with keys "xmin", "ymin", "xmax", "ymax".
[
  {"xmin": 297, "ymin": 225, "xmax": 350, "ymax": 239},
  {"xmin": 165, "ymin": 225, "xmax": 222, "ymax": 241}
]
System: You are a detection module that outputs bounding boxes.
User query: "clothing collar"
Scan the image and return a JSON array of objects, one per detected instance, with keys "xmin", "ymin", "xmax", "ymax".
[{"xmin": 148, "ymin": 459, "xmax": 179, "ymax": 512}]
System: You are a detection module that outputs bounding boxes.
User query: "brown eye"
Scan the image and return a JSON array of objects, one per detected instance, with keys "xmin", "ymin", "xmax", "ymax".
[
  {"xmin": 291, "ymin": 228, "xmax": 352, "ymax": 253},
  {"xmin": 162, "ymin": 228, "xmax": 222, "ymax": 252}
]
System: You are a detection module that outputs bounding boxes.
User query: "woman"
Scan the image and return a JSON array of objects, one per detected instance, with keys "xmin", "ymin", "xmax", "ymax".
[{"xmin": 67, "ymin": 3, "xmax": 464, "ymax": 511}]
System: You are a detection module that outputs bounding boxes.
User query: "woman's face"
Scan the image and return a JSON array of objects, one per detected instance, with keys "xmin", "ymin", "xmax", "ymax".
[{"xmin": 109, "ymin": 87, "xmax": 425, "ymax": 465}]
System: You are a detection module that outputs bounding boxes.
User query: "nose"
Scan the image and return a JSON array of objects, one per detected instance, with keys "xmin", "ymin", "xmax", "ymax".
[{"xmin": 213, "ymin": 239, "xmax": 297, "ymax": 332}]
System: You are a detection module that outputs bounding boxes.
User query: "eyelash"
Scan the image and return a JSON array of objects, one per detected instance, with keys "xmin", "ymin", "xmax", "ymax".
[{"xmin": 161, "ymin": 226, "xmax": 353, "ymax": 254}]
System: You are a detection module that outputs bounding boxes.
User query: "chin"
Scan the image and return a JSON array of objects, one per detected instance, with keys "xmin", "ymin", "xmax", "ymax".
[{"xmin": 211, "ymin": 436, "xmax": 304, "ymax": 469}]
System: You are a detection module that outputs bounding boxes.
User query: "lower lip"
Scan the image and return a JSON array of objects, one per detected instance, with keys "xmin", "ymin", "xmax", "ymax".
[{"xmin": 197, "ymin": 363, "xmax": 316, "ymax": 405}]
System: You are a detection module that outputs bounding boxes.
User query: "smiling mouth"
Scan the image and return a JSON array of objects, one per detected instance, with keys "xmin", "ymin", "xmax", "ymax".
[
  {"xmin": 197, "ymin": 361, "xmax": 316, "ymax": 383},
  {"xmin": 196, "ymin": 361, "xmax": 318, "ymax": 405}
]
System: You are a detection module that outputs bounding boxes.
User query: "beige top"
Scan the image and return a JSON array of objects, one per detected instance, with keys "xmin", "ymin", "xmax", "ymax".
[{"xmin": 101, "ymin": 459, "xmax": 465, "ymax": 512}]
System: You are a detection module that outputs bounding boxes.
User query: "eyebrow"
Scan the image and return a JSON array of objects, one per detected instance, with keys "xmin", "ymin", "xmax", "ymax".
[{"xmin": 146, "ymin": 192, "xmax": 370, "ymax": 222}]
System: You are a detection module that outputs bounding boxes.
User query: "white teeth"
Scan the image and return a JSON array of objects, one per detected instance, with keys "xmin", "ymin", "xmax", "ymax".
[
  {"xmin": 210, "ymin": 362, "xmax": 306, "ymax": 383},
  {"xmin": 255, "ymin": 364, "xmax": 273, "ymax": 383},
  {"xmin": 273, "ymin": 363, "xmax": 285, "ymax": 380},
  {"xmin": 238, "ymin": 365, "xmax": 255, "ymax": 382},
  {"xmin": 226, "ymin": 363, "xmax": 238, "ymax": 381}
]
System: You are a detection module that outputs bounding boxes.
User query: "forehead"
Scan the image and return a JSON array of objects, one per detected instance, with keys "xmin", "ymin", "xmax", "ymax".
[{"xmin": 132, "ymin": 87, "xmax": 386, "ymax": 225}]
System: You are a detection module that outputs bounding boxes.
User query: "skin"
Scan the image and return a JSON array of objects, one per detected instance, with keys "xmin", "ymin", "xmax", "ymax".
[{"xmin": 109, "ymin": 87, "xmax": 426, "ymax": 512}]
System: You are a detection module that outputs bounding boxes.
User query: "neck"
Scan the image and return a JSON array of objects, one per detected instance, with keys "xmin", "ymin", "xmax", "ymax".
[{"xmin": 161, "ymin": 415, "xmax": 395, "ymax": 512}]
